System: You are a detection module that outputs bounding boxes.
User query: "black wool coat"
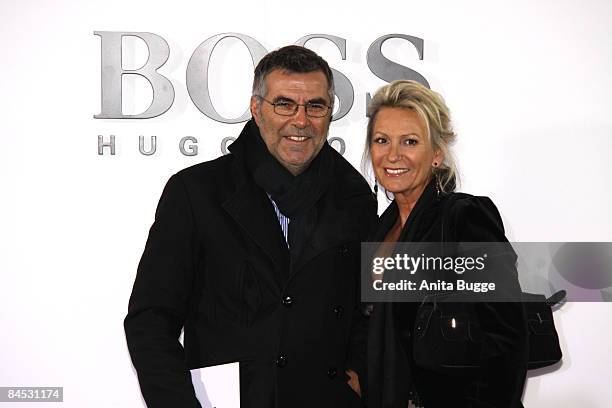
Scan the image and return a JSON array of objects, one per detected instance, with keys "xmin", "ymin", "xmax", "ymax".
[
  {"xmin": 124, "ymin": 124, "xmax": 377, "ymax": 408},
  {"xmin": 366, "ymin": 180, "xmax": 529, "ymax": 408}
]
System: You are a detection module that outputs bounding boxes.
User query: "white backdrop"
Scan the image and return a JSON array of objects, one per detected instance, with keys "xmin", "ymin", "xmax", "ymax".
[{"xmin": 1, "ymin": 0, "xmax": 612, "ymax": 406}]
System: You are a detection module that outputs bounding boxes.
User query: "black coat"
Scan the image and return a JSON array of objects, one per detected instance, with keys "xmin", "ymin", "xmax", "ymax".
[
  {"xmin": 367, "ymin": 181, "xmax": 529, "ymax": 408},
  {"xmin": 124, "ymin": 124, "xmax": 377, "ymax": 408}
]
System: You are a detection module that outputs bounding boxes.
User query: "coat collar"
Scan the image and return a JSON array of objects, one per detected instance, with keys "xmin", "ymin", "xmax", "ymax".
[
  {"xmin": 222, "ymin": 122, "xmax": 367, "ymax": 283},
  {"xmin": 222, "ymin": 144, "xmax": 290, "ymax": 287}
]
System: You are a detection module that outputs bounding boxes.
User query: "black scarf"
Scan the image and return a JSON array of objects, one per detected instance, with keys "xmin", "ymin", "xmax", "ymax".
[{"xmin": 229, "ymin": 120, "xmax": 334, "ymax": 262}]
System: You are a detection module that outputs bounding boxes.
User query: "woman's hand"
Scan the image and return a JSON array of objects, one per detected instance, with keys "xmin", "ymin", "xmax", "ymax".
[{"xmin": 346, "ymin": 369, "xmax": 361, "ymax": 397}]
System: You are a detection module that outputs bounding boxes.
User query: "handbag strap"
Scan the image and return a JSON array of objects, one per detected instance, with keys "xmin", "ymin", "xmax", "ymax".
[{"xmin": 546, "ymin": 290, "xmax": 567, "ymax": 306}]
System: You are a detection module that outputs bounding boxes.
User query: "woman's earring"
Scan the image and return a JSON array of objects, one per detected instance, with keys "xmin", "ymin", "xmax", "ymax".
[
  {"xmin": 434, "ymin": 173, "xmax": 443, "ymax": 197},
  {"xmin": 373, "ymin": 179, "xmax": 379, "ymax": 195},
  {"xmin": 432, "ymin": 162, "xmax": 439, "ymax": 195}
]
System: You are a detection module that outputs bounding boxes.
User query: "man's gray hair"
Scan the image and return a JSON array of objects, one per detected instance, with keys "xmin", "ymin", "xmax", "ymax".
[{"xmin": 252, "ymin": 45, "xmax": 335, "ymax": 107}]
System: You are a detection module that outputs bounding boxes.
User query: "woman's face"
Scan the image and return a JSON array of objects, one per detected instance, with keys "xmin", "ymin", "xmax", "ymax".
[{"xmin": 370, "ymin": 107, "xmax": 442, "ymax": 201}]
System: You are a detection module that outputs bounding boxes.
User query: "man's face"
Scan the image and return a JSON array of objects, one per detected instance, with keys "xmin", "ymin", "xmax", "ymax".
[{"xmin": 250, "ymin": 69, "xmax": 332, "ymax": 175}]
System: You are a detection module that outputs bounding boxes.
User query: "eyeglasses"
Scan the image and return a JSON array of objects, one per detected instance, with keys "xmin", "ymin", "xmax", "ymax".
[{"xmin": 256, "ymin": 96, "xmax": 331, "ymax": 118}]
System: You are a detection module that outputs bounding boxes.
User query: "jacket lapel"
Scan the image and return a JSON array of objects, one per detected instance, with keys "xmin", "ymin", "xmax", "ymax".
[
  {"xmin": 222, "ymin": 160, "xmax": 290, "ymax": 286},
  {"xmin": 291, "ymin": 190, "xmax": 366, "ymax": 276},
  {"xmin": 399, "ymin": 181, "xmax": 442, "ymax": 242},
  {"xmin": 373, "ymin": 181, "xmax": 441, "ymax": 244},
  {"xmin": 373, "ymin": 201, "xmax": 399, "ymax": 242}
]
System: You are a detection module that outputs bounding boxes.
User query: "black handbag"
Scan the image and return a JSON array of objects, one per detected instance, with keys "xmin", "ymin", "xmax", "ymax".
[
  {"xmin": 412, "ymin": 192, "xmax": 566, "ymax": 373},
  {"xmin": 412, "ymin": 290, "xmax": 565, "ymax": 374},
  {"xmin": 412, "ymin": 294, "xmax": 483, "ymax": 374},
  {"xmin": 523, "ymin": 290, "xmax": 565, "ymax": 369}
]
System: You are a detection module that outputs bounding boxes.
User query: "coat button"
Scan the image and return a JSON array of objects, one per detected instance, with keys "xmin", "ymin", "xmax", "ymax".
[
  {"xmin": 327, "ymin": 367, "xmax": 337, "ymax": 378},
  {"xmin": 333, "ymin": 305, "xmax": 343, "ymax": 319},
  {"xmin": 276, "ymin": 355, "xmax": 287, "ymax": 368},
  {"xmin": 281, "ymin": 295, "xmax": 293, "ymax": 307}
]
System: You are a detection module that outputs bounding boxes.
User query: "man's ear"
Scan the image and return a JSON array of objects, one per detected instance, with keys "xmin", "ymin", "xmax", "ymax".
[{"xmin": 250, "ymin": 96, "xmax": 261, "ymax": 125}]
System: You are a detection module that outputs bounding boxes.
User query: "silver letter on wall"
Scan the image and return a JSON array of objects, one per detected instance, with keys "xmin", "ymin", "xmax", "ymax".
[
  {"xmin": 179, "ymin": 136, "xmax": 198, "ymax": 156},
  {"xmin": 328, "ymin": 137, "xmax": 346, "ymax": 155},
  {"xmin": 94, "ymin": 31, "xmax": 175, "ymax": 119},
  {"xmin": 366, "ymin": 34, "xmax": 429, "ymax": 109},
  {"xmin": 295, "ymin": 34, "xmax": 354, "ymax": 122},
  {"xmin": 187, "ymin": 33, "xmax": 268, "ymax": 123},
  {"xmin": 220, "ymin": 137, "xmax": 236, "ymax": 155},
  {"xmin": 98, "ymin": 135, "xmax": 116, "ymax": 155},
  {"xmin": 139, "ymin": 135, "xmax": 157, "ymax": 155}
]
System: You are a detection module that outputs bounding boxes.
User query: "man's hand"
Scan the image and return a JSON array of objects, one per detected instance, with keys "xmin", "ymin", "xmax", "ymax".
[{"xmin": 345, "ymin": 369, "xmax": 361, "ymax": 397}]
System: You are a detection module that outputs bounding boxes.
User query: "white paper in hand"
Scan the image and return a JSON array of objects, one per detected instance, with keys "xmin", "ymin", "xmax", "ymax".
[{"xmin": 190, "ymin": 362, "xmax": 240, "ymax": 408}]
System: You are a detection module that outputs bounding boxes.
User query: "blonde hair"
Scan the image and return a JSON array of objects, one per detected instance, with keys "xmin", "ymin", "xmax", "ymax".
[{"xmin": 363, "ymin": 80, "xmax": 458, "ymax": 192}]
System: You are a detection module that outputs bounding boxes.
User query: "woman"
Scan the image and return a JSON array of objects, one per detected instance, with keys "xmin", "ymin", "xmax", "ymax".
[{"xmin": 365, "ymin": 80, "xmax": 528, "ymax": 408}]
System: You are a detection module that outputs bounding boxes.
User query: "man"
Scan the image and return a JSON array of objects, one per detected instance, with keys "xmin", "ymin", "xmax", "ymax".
[{"xmin": 124, "ymin": 45, "xmax": 377, "ymax": 408}]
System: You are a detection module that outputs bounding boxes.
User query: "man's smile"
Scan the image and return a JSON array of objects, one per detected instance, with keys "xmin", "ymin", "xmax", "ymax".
[{"xmin": 284, "ymin": 135, "xmax": 311, "ymax": 142}]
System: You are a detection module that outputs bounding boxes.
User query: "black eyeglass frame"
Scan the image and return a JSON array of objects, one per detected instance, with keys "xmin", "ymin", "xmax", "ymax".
[{"xmin": 255, "ymin": 95, "xmax": 331, "ymax": 118}]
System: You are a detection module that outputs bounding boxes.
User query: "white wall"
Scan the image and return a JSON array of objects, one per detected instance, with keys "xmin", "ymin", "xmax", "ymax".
[{"xmin": 1, "ymin": 0, "xmax": 611, "ymax": 406}]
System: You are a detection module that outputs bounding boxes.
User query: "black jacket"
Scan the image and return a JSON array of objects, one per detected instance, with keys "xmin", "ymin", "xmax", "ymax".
[
  {"xmin": 124, "ymin": 122, "xmax": 377, "ymax": 408},
  {"xmin": 367, "ymin": 181, "xmax": 528, "ymax": 408}
]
